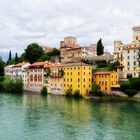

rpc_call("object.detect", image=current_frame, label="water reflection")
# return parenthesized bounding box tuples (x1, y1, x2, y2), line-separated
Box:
(0, 93, 139, 140)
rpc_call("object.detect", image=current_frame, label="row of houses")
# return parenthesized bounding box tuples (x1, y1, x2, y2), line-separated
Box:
(4, 62, 119, 96)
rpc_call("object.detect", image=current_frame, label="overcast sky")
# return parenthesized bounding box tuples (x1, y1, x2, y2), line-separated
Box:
(0, 0, 140, 56)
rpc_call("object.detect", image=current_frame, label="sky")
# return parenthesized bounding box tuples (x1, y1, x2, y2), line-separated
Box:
(0, 0, 140, 59)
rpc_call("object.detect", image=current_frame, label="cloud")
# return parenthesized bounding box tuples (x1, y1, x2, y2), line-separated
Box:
(0, 0, 140, 56)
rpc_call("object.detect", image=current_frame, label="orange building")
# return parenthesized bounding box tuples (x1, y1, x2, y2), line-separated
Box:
(93, 71, 120, 94)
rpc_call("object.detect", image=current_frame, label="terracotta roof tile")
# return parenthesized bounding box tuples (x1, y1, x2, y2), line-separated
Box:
(94, 71, 113, 75)
(13, 62, 28, 67)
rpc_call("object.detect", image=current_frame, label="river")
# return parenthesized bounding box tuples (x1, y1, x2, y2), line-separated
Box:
(0, 92, 139, 140)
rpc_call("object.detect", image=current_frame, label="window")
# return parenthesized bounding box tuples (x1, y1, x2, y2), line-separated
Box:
(134, 50, 135, 53)
(84, 67, 85, 69)
(71, 72, 72, 75)
(78, 72, 80, 75)
(78, 85, 80, 88)
(67, 79, 69, 82)
(89, 85, 90, 87)
(89, 79, 91, 82)
(67, 72, 69, 75)
(83, 85, 85, 88)
(127, 56, 129, 59)
(78, 67, 80, 70)
(127, 62, 130, 66)
(71, 78, 72, 82)
(84, 72, 85, 75)
(134, 61, 136, 65)
(89, 72, 90, 75)
(128, 50, 129, 53)
(127, 67, 130, 71)
(78, 78, 80, 82)
(102, 81, 104, 85)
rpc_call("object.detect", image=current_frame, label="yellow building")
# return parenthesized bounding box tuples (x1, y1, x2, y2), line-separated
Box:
(50, 63, 92, 96)
(93, 71, 120, 94)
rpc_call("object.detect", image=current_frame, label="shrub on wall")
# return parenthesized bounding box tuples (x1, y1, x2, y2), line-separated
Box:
(41, 86, 48, 96)
(73, 90, 82, 98)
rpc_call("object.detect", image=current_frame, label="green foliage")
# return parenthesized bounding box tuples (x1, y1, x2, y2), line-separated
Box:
(125, 89, 138, 97)
(73, 90, 82, 98)
(96, 60, 108, 68)
(65, 88, 72, 97)
(7, 59, 15, 65)
(120, 78, 140, 97)
(59, 69, 65, 77)
(129, 78, 140, 91)
(0, 60, 5, 76)
(41, 86, 48, 95)
(44, 68, 51, 77)
(47, 48, 60, 56)
(97, 38, 104, 56)
(15, 52, 18, 64)
(120, 82, 130, 92)
(38, 53, 51, 61)
(91, 83, 103, 96)
(8, 50, 12, 61)
(108, 61, 120, 71)
(24, 43, 44, 64)
(1, 77, 23, 93)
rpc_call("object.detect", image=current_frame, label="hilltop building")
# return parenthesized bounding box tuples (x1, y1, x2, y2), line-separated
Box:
(60, 36, 97, 63)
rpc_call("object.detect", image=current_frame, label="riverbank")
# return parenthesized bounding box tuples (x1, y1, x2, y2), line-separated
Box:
(84, 95, 140, 103)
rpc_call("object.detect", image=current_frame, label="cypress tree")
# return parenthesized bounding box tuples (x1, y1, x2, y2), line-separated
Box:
(97, 39, 104, 56)
(15, 52, 18, 63)
(8, 50, 12, 61)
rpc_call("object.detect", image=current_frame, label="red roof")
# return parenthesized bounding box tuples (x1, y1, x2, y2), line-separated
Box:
(94, 71, 113, 75)
(13, 62, 28, 67)
(30, 62, 47, 67)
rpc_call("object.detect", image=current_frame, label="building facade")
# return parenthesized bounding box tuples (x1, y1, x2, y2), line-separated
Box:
(93, 71, 119, 94)
(28, 62, 53, 92)
(114, 26, 140, 79)
(60, 36, 97, 63)
(4, 65, 14, 78)
(49, 63, 92, 96)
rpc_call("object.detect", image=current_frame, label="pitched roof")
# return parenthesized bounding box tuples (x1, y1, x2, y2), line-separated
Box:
(30, 62, 47, 67)
(13, 62, 29, 68)
(94, 71, 113, 75)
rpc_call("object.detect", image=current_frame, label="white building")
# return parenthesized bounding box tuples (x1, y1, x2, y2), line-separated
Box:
(12, 62, 30, 79)
(81, 44, 97, 58)
(114, 26, 140, 80)
(123, 44, 140, 78)
(4, 65, 14, 78)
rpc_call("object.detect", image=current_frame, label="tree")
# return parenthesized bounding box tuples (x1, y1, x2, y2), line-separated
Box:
(15, 52, 18, 64)
(0, 59, 5, 76)
(97, 39, 104, 56)
(38, 53, 51, 61)
(47, 48, 60, 56)
(91, 83, 103, 96)
(24, 43, 44, 64)
(8, 50, 12, 61)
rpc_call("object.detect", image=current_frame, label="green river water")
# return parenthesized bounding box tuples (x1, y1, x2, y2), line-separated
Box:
(0, 92, 139, 140)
